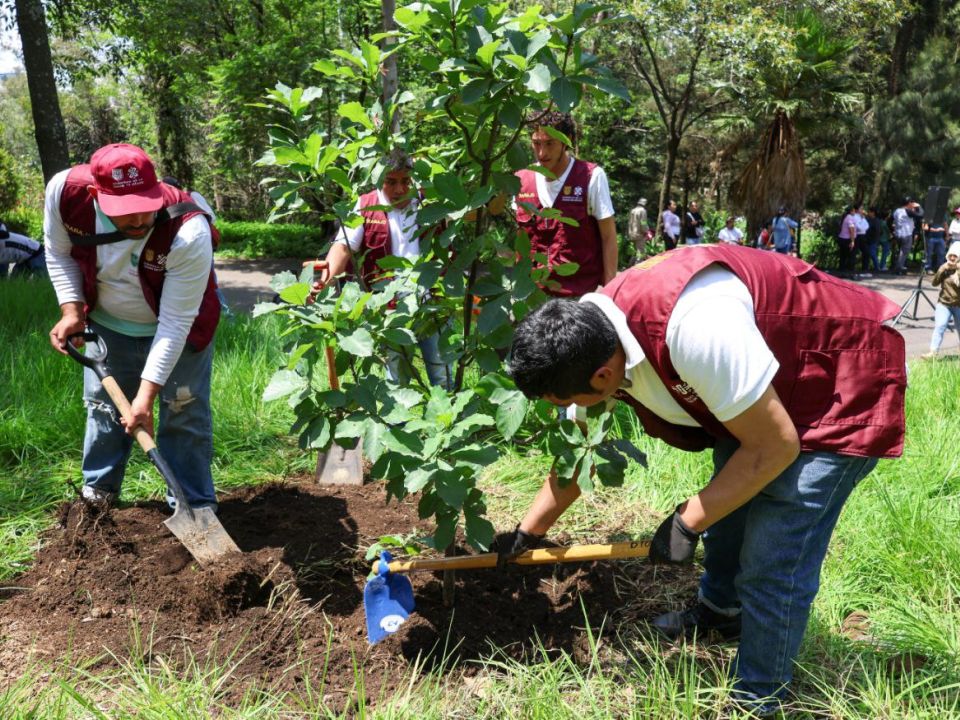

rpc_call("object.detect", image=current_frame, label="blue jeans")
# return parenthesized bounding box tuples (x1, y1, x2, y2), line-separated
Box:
(699, 439, 877, 712)
(926, 236, 946, 271)
(931, 303, 960, 352)
(386, 331, 452, 390)
(82, 321, 217, 508)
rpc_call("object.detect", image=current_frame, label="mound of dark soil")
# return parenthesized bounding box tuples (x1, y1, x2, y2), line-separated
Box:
(0, 479, 695, 709)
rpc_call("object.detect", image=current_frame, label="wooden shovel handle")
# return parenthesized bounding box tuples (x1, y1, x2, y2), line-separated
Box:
(100, 376, 156, 454)
(372, 540, 651, 574)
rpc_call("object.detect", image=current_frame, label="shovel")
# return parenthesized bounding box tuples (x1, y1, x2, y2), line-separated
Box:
(65, 331, 241, 565)
(364, 540, 652, 644)
(305, 259, 365, 486)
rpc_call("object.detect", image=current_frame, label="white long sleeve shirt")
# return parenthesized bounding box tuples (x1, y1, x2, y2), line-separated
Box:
(44, 170, 213, 385)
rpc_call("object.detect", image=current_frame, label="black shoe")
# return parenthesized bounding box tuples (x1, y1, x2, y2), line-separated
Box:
(651, 601, 742, 642)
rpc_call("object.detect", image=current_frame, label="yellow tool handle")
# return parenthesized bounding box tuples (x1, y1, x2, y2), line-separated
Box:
(100, 375, 156, 453)
(372, 540, 651, 574)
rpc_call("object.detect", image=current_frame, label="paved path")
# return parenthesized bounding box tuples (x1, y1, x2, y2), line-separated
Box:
(215, 257, 955, 360)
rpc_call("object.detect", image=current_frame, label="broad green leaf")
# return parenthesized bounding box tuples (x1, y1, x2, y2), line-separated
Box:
(502, 54, 527, 71)
(435, 472, 469, 510)
(338, 102, 374, 129)
(381, 427, 424, 457)
(433, 172, 469, 207)
(393, 6, 429, 30)
(381, 328, 418, 346)
(313, 59, 356, 78)
(360, 39, 381, 76)
(450, 446, 499, 469)
(550, 77, 581, 112)
(506, 142, 530, 171)
(432, 513, 457, 551)
(286, 342, 314, 370)
(525, 29, 551, 59)
(498, 101, 522, 130)
(404, 467, 434, 493)
(577, 73, 631, 102)
(461, 78, 491, 105)
(491, 388, 528, 440)
(277, 282, 311, 305)
(611, 439, 648, 468)
(575, 450, 594, 492)
(303, 416, 331, 449)
(553, 261, 581, 277)
(363, 420, 389, 463)
(338, 328, 374, 356)
(425, 386, 454, 427)
(525, 64, 552, 93)
(464, 511, 495, 551)
(263, 369, 306, 402)
(476, 40, 501, 68)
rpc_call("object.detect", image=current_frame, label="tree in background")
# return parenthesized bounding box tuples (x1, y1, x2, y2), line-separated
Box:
(11, 0, 69, 182)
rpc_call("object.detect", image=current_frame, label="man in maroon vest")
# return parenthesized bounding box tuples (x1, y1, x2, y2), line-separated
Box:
(500, 245, 906, 716)
(514, 111, 618, 297)
(45, 143, 221, 510)
(312, 150, 450, 389)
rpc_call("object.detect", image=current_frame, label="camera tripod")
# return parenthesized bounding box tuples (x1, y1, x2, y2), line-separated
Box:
(892, 234, 937, 326)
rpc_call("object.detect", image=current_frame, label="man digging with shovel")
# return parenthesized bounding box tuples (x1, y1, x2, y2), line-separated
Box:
(45, 143, 222, 513)
(500, 245, 906, 717)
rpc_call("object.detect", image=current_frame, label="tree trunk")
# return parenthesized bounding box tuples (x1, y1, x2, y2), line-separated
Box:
(381, 0, 399, 132)
(14, 0, 70, 182)
(149, 70, 194, 187)
(655, 135, 679, 237)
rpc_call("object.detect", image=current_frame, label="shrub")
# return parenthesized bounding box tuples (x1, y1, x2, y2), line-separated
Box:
(3, 205, 42, 239)
(216, 221, 328, 259)
(0, 147, 21, 215)
(801, 227, 838, 269)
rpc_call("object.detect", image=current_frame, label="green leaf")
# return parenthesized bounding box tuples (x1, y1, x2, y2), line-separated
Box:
(498, 101, 522, 130)
(525, 29, 551, 59)
(576, 73, 631, 102)
(394, 6, 429, 30)
(476, 40, 501, 68)
(381, 328, 418, 346)
(363, 420, 389, 464)
(404, 467, 434, 493)
(525, 64, 552, 93)
(575, 450, 594, 492)
(450, 445, 499, 469)
(461, 78, 491, 105)
(360, 39, 381, 76)
(338, 102, 374, 129)
(263, 370, 306, 402)
(506, 142, 530, 171)
(491, 388, 528, 440)
(432, 513, 457, 551)
(433, 172, 469, 207)
(277, 282, 311, 305)
(465, 511, 494, 551)
(435, 472, 469, 510)
(303, 416, 331, 449)
(553, 261, 581, 276)
(611, 439, 648, 468)
(550, 77, 582, 112)
(338, 328, 374, 356)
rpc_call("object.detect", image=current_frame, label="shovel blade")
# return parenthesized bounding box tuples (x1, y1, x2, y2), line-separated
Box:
(164, 506, 241, 565)
(316, 443, 364, 485)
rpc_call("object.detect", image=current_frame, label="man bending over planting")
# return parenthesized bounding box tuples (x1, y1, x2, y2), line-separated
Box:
(45, 144, 220, 510)
(499, 244, 906, 716)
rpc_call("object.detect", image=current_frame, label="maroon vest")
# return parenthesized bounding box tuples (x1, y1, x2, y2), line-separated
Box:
(601, 245, 906, 458)
(515, 160, 603, 297)
(60, 165, 220, 351)
(357, 190, 392, 285)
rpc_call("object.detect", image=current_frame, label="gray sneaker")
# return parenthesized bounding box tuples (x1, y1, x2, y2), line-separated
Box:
(81, 485, 116, 506)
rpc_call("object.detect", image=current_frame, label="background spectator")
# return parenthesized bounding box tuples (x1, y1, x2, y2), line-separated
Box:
(923, 241, 960, 359)
(684, 201, 704, 245)
(661, 200, 680, 250)
(717, 217, 743, 245)
(771, 206, 798, 255)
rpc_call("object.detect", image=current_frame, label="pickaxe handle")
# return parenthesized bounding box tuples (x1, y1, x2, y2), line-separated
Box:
(372, 540, 651, 574)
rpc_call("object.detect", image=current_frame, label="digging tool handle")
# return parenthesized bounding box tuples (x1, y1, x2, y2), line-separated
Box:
(325, 345, 339, 391)
(373, 540, 652, 574)
(97, 376, 192, 512)
(64, 333, 191, 512)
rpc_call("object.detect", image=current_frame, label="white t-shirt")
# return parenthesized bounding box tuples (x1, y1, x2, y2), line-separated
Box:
(717, 227, 743, 245)
(44, 170, 213, 386)
(948, 218, 960, 240)
(514, 157, 615, 221)
(337, 190, 421, 260)
(662, 209, 680, 239)
(892, 207, 914, 238)
(574, 265, 779, 426)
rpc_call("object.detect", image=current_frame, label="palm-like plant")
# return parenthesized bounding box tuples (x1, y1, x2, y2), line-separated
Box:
(732, 8, 859, 233)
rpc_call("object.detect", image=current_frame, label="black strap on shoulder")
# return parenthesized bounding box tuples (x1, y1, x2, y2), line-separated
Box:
(68, 202, 207, 247)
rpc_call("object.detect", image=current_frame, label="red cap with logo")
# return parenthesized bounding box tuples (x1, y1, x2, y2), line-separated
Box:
(89, 143, 164, 216)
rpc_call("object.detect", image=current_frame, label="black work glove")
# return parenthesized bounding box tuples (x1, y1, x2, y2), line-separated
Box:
(491, 524, 544, 570)
(649, 505, 701, 565)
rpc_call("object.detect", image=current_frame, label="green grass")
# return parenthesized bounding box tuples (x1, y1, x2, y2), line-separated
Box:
(2, 275, 960, 718)
(216, 221, 328, 259)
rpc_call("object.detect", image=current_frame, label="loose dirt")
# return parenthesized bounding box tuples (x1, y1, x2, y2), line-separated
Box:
(0, 478, 695, 710)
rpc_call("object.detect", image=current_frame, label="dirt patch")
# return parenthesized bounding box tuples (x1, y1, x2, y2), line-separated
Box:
(0, 478, 695, 710)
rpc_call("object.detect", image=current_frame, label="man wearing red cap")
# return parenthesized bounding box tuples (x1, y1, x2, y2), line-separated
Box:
(45, 143, 221, 510)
